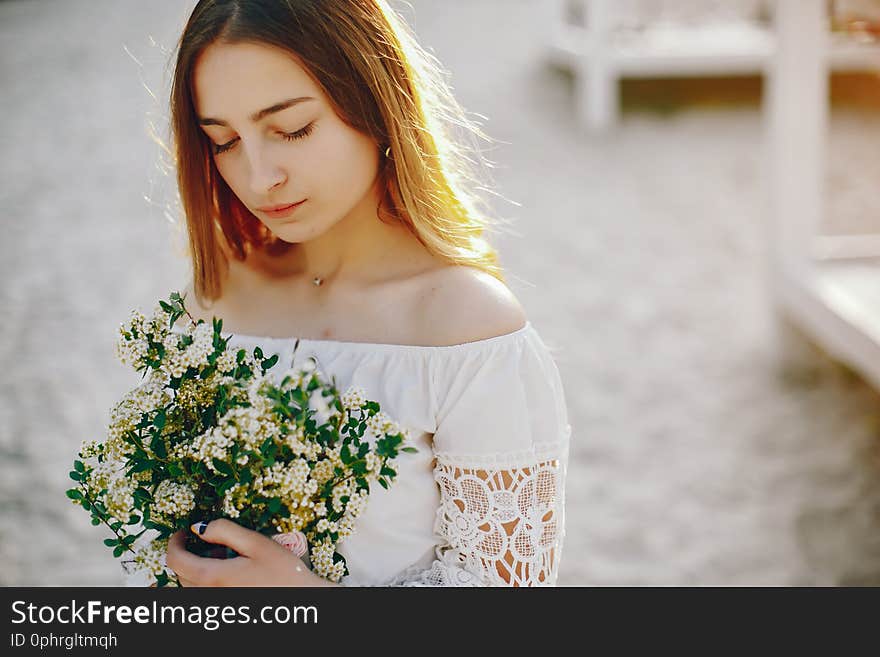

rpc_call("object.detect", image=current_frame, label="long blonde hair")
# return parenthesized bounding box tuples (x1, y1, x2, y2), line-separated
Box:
(170, 0, 509, 305)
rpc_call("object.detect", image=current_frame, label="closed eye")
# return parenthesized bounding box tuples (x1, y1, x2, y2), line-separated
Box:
(211, 122, 316, 156)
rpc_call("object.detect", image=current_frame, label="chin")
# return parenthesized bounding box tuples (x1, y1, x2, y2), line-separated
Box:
(271, 221, 326, 244)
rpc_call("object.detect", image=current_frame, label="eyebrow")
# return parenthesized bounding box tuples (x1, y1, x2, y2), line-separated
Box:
(198, 96, 316, 127)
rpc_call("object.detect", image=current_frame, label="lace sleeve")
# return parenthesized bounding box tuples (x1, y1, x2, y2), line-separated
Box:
(384, 437, 569, 587)
(383, 323, 571, 587)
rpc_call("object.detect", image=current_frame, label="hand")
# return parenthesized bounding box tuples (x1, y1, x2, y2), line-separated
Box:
(165, 518, 339, 587)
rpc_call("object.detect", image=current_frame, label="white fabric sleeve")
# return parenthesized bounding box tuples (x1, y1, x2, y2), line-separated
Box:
(386, 326, 572, 587)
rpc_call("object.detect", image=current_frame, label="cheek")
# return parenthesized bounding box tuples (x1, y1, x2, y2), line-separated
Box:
(317, 129, 379, 192)
(213, 157, 241, 191)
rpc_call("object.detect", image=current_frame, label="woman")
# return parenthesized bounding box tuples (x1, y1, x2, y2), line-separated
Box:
(156, 0, 571, 587)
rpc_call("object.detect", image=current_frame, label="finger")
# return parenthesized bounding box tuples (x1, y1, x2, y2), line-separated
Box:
(190, 518, 269, 559)
(165, 529, 215, 584)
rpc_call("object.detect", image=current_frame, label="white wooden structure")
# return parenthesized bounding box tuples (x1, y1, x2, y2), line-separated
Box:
(547, 0, 880, 132)
(546, 0, 880, 389)
(768, 0, 880, 390)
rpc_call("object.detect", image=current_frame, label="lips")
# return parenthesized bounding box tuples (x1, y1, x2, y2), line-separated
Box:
(257, 201, 304, 212)
(256, 200, 307, 220)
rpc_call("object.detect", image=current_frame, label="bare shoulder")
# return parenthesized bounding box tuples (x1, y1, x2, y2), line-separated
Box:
(414, 265, 528, 347)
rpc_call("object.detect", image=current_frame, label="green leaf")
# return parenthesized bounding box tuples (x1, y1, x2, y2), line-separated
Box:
(150, 434, 167, 460)
(217, 479, 236, 497)
(212, 458, 235, 477)
(127, 514, 140, 525)
(154, 409, 166, 430)
(267, 497, 282, 514)
(378, 478, 389, 490)
(65, 489, 83, 501)
(253, 346, 263, 360)
(380, 465, 397, 478)
(236, 349, 246, 364)
(143, 520, 174, 533)
(259, 437, 276, 458)
(104, 538, 119, 547)
(69, 471, 81, 482)
(113, 545, 125, 558)
(401, 447, 418, 454)
(133, 487, 153, 503)
(91, 517, 101, 526)
(74, 460, 85, 473)
(130, 460, 154, 474)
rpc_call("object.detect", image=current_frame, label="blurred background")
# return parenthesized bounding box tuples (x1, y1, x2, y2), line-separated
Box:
(2, 0, 880, 586)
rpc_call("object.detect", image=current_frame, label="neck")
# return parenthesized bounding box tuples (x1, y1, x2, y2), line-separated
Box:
(296, 188, 379, 284)
(252, 182, 409, 289)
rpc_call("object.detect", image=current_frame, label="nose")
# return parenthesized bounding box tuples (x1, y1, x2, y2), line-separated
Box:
(244, 142, 287, 195)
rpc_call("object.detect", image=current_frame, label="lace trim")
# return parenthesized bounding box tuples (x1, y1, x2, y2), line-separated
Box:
(386, 455, 566, 587)
(384, 549, 491, 587)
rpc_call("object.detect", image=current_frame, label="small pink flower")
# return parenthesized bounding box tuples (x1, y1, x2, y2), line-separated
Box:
(271, 531, 308, 557)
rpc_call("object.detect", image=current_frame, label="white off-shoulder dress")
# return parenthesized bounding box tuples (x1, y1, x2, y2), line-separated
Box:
(125, 320, 572, 587)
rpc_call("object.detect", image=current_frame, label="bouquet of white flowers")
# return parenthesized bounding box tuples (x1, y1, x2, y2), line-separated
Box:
(66, 291, 415, 587)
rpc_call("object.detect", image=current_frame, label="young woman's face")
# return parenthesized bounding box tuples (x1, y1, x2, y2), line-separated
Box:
(193, 41, 382, 242)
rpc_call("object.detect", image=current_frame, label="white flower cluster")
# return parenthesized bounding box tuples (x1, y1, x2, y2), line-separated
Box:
(254, 460, 318, 501)
(129, 536, 171, 582)
(246, 374, 273, 408)
(79, 439, 103, 459)
(115, 309, 149, 368)
(309, 459, 336, 486)
(339, 385, 367, 411)
(310, 537, 346, 582)
(73, 295, 415, 587)
(184, 425, 232, 472)
(84, 459, 117, 493)
(105, 476, 137, 526)
(107, 379, 172, 461)
(115, 306, 176, 370)
(330, 478, 355, 513)
(363, 452, 380, 474)
(174, 400, 282, 472)
(222, 483, 245, 519)
(366, 410, 402, 438)
(151, 480, 196, 521)
(215, 350, 237, 374)
(281, 422, 321, 459)
(160, 321, 214, 378)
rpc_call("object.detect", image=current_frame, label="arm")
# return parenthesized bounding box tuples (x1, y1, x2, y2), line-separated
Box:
(387, 446, 567, 587)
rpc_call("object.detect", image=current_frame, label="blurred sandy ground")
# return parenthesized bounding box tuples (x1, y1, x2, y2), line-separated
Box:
(2, 0, 880, 586)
